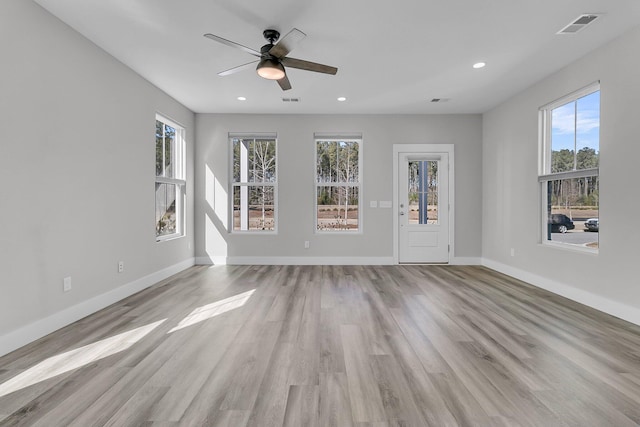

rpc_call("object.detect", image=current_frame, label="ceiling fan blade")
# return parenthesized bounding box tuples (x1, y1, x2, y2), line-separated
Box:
(218, 60, 259, 76)
(269, 28, 306, 59)
(204, 33, 261, 57)
(277, 75, 292, 91)
(281, 57, 338, 75)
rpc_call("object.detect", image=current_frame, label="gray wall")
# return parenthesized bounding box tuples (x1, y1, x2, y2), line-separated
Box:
(483, 25, 640, 314)
(0, 1, 195, 339)
(195, 114, 482, 262)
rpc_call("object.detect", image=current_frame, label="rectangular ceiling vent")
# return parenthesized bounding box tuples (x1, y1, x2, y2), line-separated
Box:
(557, 14, 600, 34)
(282, 97, 300, 102)
(431, 98, 450, 103)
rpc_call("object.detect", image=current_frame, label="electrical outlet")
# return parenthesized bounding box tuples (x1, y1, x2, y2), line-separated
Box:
(304, 241, 310, 249)
(63, 276, 72, 292)
(118, 261, 124, 273)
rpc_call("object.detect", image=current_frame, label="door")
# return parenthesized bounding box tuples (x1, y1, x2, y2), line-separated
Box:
(398, 153, 449, 263)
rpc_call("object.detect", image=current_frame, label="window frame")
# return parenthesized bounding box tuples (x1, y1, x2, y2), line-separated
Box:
(314, 134, 363, 233)
(229, 133, 278, 233)
(538, 82, 600, 252)
(155, 114, 186, 242)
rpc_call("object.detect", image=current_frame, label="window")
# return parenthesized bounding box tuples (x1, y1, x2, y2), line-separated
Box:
(539, 83, 599, 250)
(231, 134, 277, 232)
(315, 135, 362, 232)
(155, 115, 185, 240)
(408, 160, 439, 224)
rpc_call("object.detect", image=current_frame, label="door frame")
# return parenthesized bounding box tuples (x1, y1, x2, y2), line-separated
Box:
(393, 144, 455, 264)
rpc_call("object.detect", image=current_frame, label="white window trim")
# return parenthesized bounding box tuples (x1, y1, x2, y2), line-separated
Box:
(156, 113, 186, 242)
(538, 167, 599, 183)
(539, 81, 600, 175)
(229, 134, 278, 234)
(538, 82, 599, 252)
(314, 135, 363, 234)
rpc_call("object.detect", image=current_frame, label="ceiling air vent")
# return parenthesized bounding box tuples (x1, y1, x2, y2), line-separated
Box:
(282, 97, 300, 102)
(431, 98, 450, 103)
(557, 14, 600, 34)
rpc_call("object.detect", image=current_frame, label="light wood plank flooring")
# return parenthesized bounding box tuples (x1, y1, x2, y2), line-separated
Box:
(2, 265, 640, 426)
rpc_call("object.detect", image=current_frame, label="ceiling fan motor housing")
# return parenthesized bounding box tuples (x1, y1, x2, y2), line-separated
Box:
(260, 44, 276, 58)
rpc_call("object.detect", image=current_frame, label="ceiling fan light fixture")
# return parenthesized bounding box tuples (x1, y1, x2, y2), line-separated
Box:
(257, 58, 285, 80)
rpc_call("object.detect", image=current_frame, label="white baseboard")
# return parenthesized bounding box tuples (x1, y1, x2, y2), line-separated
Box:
(196, 256, 396, 266)
(196, 256, 227, 265)
(450, 257, 482, 265)
(0, 258, 195, 358)
(196, 256, 483, 266)
(231, 256, 396, 265)
(482, 258, 640, 327)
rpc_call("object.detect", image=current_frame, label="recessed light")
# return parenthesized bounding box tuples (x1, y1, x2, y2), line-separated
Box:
(237, 96, 247, 101)
(337, 97, 347, 102)
(473, 62, 486, 69)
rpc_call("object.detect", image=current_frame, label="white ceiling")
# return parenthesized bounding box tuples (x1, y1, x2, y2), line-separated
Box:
(33, 0, 640, 114)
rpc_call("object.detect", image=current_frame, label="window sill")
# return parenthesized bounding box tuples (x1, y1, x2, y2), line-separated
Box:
(230, 231, 278, 235)
(315, 230, 363, 235)
(156, 233, 184, 243)
(539, 240, 598, 255)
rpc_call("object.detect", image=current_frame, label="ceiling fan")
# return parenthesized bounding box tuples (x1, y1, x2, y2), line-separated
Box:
(204, 28, 338, 91)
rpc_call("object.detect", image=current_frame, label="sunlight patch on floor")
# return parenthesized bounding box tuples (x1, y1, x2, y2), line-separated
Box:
(0, 319, 166, 398)
(168, 289, 255, 333)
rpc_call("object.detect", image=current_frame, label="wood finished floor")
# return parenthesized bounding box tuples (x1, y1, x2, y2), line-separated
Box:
(2, 265, 640, 426)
